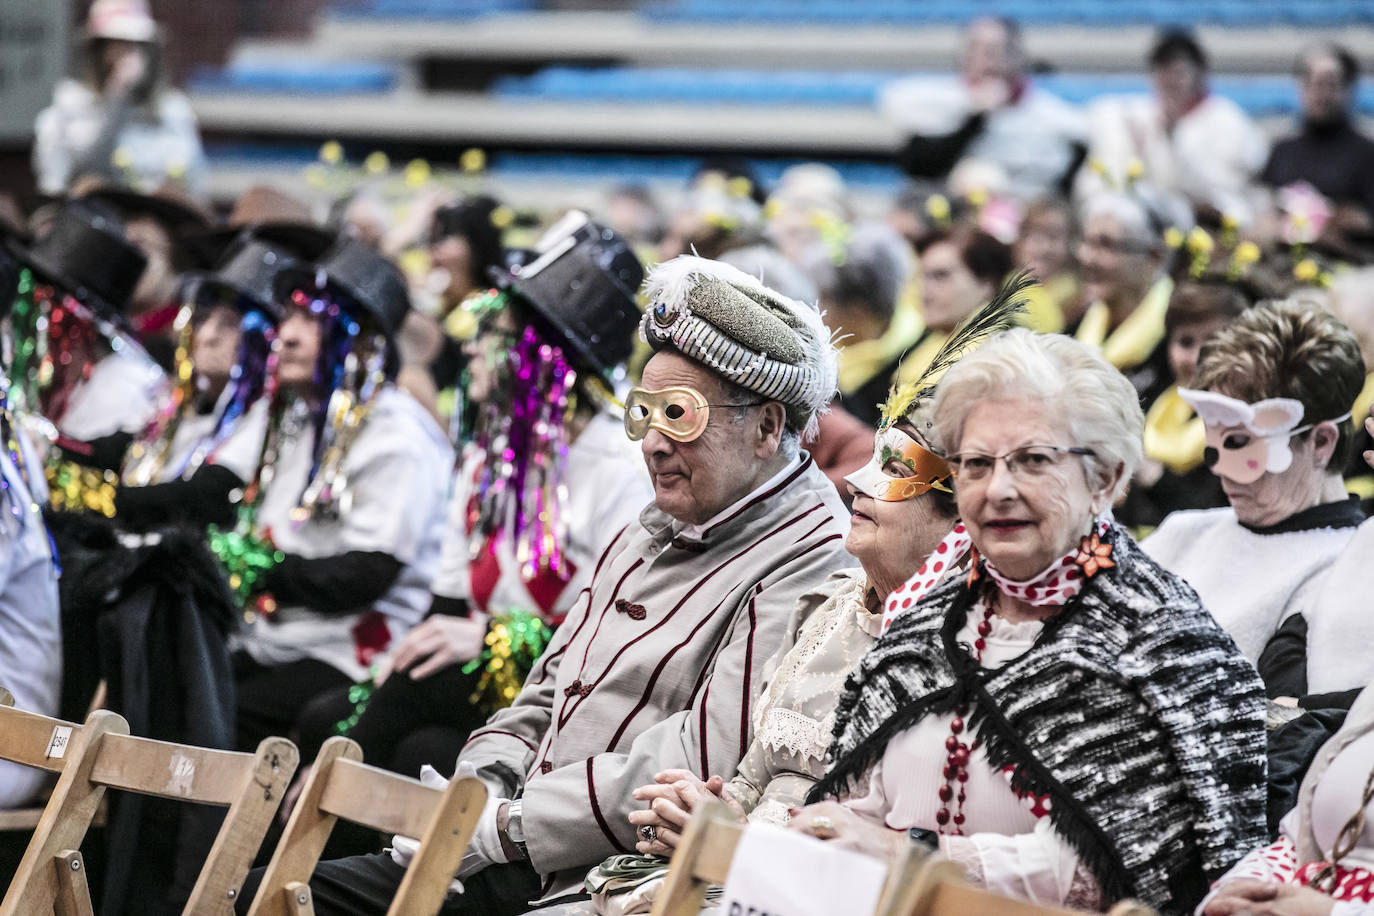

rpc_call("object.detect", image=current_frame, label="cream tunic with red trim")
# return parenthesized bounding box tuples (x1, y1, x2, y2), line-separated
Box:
(456, 454, 852, 901)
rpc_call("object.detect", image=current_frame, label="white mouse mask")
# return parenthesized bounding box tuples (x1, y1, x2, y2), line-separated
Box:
(1178, 388, 1348, 484)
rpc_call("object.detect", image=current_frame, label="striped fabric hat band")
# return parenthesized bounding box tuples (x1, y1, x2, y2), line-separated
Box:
(643, 311, 820, 409)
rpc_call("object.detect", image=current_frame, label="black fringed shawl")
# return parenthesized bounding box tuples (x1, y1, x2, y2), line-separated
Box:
(808, 524, 1268, 915)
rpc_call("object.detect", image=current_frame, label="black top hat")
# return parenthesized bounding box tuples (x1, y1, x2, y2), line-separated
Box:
(275, 236, 410, 338)
(182, 233, 308, 324)
(14, 201, 147, 319)
(80, 186, 211, 235)
(501, 213, 643, 377)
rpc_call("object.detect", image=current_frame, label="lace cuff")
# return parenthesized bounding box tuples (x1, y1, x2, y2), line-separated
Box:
(941, 835, 985, 886)
(1063, 860, 1104, 911)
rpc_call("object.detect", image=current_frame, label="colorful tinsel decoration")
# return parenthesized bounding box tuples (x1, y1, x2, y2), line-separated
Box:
(469, 322, 577, 581)
(0, 378, 54, 560)
(208, 497, 285, 618)
(6, 267, 148, 513)
(121, 304, 196, 486)
(208, 348, 288, 622)
(460, 609, 554, 714)
(45, 459, 119, 517)
(123, 289, 276, 487)
(7, 272, 110, 430)
(331, 674, 377, 736)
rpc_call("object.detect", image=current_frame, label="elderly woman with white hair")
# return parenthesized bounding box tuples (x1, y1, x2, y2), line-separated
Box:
(790, 329, 1267, 915)
(1073, 190, 1179, 403)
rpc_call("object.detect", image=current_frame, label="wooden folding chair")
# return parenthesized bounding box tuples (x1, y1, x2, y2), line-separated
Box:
(0, 690, 128, 915)
(0, 683, 107, 835)
(883, 853, 1158, 916)
(648, 800, 932, 916)
(245, 736, 488, 916)
(648, 800, 745, 916)
(0, 690, 298, 916)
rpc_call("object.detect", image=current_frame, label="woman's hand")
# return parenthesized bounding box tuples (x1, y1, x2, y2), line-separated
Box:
(388, 613, 489, 682)
(1201, 879, 1335, 916)
(627, 770, 742, 856)
(786, 801, 909, 862)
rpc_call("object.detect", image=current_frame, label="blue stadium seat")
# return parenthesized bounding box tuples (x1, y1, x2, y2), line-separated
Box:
(191, 60, 400, 95)
(492, 65, 1374, 118)
(331, 0, 535, 19)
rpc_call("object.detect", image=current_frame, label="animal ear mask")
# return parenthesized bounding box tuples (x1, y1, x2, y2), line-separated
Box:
(1178, 388, 1347, 484)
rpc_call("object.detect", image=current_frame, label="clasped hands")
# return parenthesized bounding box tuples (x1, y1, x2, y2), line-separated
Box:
(627, 772, 907, 863)
(1200, 880, 1336, 916)
(627, 769, 746, 856)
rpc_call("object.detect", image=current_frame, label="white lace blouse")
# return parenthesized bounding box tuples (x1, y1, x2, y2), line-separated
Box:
(727, 569, 883, 826)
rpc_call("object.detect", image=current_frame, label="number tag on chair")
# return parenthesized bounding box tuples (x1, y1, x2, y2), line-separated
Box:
(46, 726, 73, 759)
(718, 822, 886, 916)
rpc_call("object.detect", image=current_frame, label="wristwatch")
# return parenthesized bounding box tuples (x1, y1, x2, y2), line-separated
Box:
(505, 799, 529, 860)
(908, 827, 939, 850)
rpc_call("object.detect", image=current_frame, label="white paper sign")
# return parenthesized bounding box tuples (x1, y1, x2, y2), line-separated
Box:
(718, 822, 887, 916)
(46, 725, 72, 760)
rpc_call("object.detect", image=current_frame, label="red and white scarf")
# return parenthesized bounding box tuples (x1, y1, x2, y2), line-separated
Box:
(881, 516, 1112, 634)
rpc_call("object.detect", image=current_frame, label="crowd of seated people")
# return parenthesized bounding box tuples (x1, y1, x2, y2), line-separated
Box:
(6, 4, 1374, 915)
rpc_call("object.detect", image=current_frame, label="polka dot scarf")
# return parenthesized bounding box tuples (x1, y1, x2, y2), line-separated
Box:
(880, 516, 1112, 635)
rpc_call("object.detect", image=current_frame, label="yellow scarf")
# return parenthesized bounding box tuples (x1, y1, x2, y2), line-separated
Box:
(838, 277, 926, 394)
(1346, 372, 1374, 500)
(1075, 276, 1174, 370)
(1143, 385, 1207, 475)
(893, 330, 950, 386)
(1019, 272, 1077, 335)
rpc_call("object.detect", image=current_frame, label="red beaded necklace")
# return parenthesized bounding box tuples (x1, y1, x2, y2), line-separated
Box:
(935, 600, 995, 834)
(934, 526, 1114, 835)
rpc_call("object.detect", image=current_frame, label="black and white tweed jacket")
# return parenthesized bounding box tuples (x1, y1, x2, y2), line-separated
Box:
(809, 524, 1268, 915)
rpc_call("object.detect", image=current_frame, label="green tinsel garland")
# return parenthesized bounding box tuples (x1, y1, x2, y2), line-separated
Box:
(329, 609, 555, 737)
(461, 609, 553, 714)
(208, 500, 284, 618)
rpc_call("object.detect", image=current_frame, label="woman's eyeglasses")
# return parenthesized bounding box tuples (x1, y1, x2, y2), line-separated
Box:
(947, 445, 1096, 481)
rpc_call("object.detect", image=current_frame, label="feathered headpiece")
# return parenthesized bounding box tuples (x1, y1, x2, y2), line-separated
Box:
(879, 271, 1034, 434)
(641, 254, 839, 441)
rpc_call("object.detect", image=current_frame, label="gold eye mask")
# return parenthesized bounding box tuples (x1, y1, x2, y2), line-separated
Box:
(624, 386, 712, 443)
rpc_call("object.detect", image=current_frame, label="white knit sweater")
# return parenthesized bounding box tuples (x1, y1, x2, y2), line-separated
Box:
(1305, 518, 1374, 695)
(1143, 507, 1357, 664)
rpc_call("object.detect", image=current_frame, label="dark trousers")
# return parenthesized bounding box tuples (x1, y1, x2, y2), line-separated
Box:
(235, 854, 543, 916)
(232, 653, 352, 752)
(296, 662, 487, 777)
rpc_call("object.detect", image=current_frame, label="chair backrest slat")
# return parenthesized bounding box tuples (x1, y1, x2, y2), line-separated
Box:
(0, 709, 129, 916)
(89, 733, 255, 805)
(0, 705, 83, 773)
(183, 737, 299, 911)
(648, 801, 745, 916)
(316, 758, 438, 838)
